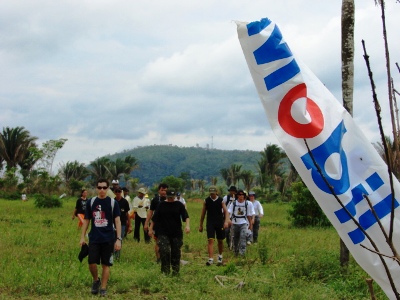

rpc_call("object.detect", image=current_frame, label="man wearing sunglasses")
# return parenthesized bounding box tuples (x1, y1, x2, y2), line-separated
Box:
(227, 189, 255, 257)
(79, 179, 122, 297)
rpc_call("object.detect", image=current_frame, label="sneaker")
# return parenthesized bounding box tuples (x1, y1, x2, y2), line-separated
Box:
(206, 258, 214, 266)
(217, 255, 223, 266)
(100, 288, 107, 297)
(247, 241, 251, 245)
(91, 278, 101, 295)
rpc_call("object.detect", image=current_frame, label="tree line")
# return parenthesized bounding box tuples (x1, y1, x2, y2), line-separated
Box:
(0, 126, 303, 202)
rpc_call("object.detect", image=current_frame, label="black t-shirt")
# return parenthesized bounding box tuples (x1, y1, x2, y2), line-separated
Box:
(115, 197, 130, 225)
(152, 201, 188, 238)
(150, 195, 165, 211)
(85, 196, 121, 243)
(204, 196, 224, 224)
(75, 198, 87, 215)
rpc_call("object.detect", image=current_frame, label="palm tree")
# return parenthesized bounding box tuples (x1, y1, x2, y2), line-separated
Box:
(197, 179, 206, 194)
(191, 179, 197, 191)
(18, 145, 40, 180)
(210, 176, 218, 186)
(108, 155, 139, 182)
(240, 170, 255, 193)
(257, 144, 286, 194)
(228, 164, 242, 187)
(281, 162, 299, 200)
(0, 126, 38, 170)
(89, 157, 113, 182)
(220, 168, 231, 187)
(59, 160, 90, 184)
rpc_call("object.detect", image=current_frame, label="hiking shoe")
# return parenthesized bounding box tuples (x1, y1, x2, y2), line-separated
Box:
(91, 278, 101, 295)
(247, 241, 251, 245)
(217, 255, 223, 266)
(100, 288, 107, 297)
(206, 258, 213, 266)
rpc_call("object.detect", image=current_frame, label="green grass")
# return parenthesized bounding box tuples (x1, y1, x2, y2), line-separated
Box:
(0, 198, 385, 299)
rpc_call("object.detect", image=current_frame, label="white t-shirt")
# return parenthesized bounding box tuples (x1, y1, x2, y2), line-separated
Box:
(252, 200, 264, 216)
(227, 200, 255, 225)
(132, 196, 150, 219)
(223, 194, 236, 210)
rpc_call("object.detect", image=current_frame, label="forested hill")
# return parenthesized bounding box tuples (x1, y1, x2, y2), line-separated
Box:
(108, 145, 261, 186)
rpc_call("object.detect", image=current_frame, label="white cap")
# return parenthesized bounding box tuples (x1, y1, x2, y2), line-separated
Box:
(111, 179, 119, 184)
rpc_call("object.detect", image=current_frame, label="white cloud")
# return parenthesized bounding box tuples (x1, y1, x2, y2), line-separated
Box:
(0, 0, 399, 172)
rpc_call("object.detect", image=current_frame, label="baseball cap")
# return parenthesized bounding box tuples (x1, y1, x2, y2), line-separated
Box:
(166, 190, 175, 197)
(228, 186, 237, 192)
(111, 179, 119, 184)
(209, 186, 218, 193)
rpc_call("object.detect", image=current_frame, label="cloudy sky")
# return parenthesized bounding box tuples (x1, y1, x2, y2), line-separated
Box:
(1, 0, 399, 172)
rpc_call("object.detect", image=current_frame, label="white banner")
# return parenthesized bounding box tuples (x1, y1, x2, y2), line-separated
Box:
(236, 18, 400, 299)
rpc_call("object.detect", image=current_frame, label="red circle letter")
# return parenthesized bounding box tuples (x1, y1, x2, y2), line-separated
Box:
(278, 83, 324, 138)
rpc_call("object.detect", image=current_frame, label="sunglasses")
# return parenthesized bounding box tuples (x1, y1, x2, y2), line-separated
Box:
(97, 186, 108, 190)
(237, 193, 245, 196)
(115, 190, 122, 193)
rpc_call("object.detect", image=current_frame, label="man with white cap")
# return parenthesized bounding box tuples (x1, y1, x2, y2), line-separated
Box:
(132, 187, 151, 243)
(107, 179, 124, 198)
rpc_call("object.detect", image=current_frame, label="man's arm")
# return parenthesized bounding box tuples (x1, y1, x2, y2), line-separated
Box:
(114, 216, 122, 250)
(221, 202, 230, 228)
(144, 209, 153, 231)
(198, 202, 206, 232)
(184, 218, 190, 234)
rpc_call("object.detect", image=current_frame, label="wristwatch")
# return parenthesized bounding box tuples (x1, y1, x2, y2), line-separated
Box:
(117, 237, 122, 241)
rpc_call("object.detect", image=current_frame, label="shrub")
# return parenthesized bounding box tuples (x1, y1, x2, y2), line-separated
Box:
(0, 190, 22, 200)
(288, 182, 331, 227)
(34, 194, 63, 208)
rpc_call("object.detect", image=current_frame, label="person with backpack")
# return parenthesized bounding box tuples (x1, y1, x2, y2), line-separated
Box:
(222, 186, 237, 248)
(79, 179, 122, 297)
(199, 186, 230, 266)
(227, 189, 255, 257)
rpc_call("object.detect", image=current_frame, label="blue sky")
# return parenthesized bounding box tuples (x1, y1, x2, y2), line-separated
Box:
(0, 0, 399, 172)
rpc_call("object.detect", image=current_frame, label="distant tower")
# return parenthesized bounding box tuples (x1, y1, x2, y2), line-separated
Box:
(211, 136, 213, 150)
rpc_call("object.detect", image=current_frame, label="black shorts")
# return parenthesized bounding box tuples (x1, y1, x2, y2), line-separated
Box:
(206, 222, 225, 240)
(88, 242, 114, 266)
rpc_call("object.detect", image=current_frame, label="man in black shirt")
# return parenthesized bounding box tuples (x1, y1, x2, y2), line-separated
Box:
(114, 187, 132, 260)
(151, 190, 190, 275)
(199, 186, 230, 266)
(144, 183, 168, 262)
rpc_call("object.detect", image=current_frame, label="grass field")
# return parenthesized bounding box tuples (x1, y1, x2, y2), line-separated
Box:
(0, 197, 386, 299)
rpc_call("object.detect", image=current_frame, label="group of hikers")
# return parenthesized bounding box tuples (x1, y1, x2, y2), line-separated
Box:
(74, 179, 264, 296)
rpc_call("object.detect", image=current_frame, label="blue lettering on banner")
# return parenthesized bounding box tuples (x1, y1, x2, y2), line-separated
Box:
(248, 18, 300, 91)
(300, 121, 399, 244)
(301, 121, 350, 195)
(246, 18, 399, 245)
(334, 173, 384, 224)
(347, 193, 399, 244)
